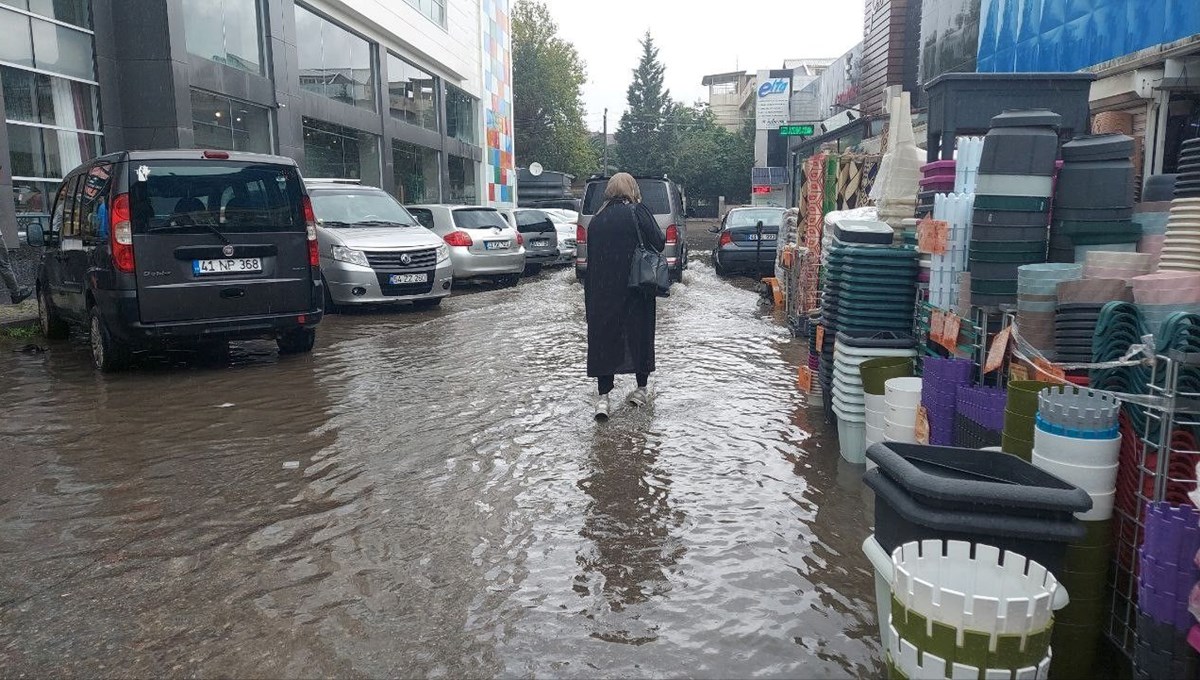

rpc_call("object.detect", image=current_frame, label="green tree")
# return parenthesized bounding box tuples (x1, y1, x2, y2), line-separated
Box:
(615, 32, 672, 175)
(662, 103, 753, 204)
(511, 0, 597, 179)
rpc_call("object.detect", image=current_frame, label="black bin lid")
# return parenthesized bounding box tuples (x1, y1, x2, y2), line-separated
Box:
(990, 109, 1064, 129)
(1062, 134, 1136, 161)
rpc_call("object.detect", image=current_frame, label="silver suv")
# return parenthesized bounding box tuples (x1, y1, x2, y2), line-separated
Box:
(575, 175, 688, 283)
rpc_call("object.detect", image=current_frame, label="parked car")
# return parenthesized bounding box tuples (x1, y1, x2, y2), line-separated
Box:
(575, 175, 688, 283)
(499, 207, 558, 275)
(306, 180, 452, 311)
(711, 207, 784, 276)
(27, 149, 323, 371)
(406, 204, 525, 285)
(544, 209, 579, 265)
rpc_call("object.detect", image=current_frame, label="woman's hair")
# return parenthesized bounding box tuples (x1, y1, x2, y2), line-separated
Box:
(603, 172, 641, 204)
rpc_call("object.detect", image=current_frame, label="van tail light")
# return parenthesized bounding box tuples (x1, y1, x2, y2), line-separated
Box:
(302, 196, 320, 267)
(576, 224, 587, 244)
(719, 230, 733, 247)
(110, 192, 134, 274)
(444, 231, 474, 247)
(666, 224, 679, 245)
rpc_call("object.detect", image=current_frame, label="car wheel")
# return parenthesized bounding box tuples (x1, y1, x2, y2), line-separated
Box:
(714, 257, 728, 277)
(322, 276, 340, 314)
(670, 266, 683, 283)
(196, 340, 230, 367)
(414, 297, 443, 309)
(89, 306, 130, 372)
(277, 327, 316, 355)
(524, 263, 544, 276)
(38, 286, 68, 339)
(501, 274, 521, 287)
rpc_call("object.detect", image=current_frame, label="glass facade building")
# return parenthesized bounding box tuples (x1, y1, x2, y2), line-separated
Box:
(0, 0, 498, 250)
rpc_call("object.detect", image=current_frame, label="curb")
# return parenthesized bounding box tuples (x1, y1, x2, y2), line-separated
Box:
(0, 314, 38, 332)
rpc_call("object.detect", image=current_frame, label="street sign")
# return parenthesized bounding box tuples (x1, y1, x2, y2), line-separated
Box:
(779, 125, 815, 137)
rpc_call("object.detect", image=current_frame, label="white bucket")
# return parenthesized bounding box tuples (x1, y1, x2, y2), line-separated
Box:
(862, 535, 894, 651)
(866, 420, 886, 445)
(1033, 427, 1121, 467)
(1031, 451, 1119, 494)
(886, 418, 918, 443)
(839, 419, 867, 464)
(1080, 489, 1117, 521)
(865, 393, 888, 414)
(885, 377, 923, 409)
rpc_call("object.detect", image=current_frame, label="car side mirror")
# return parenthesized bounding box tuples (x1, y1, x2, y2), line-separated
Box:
(25, 221, 46, 247)
(709, 225, 720, 234)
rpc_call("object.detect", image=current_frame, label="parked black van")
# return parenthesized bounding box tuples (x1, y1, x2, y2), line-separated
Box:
(27, 149, 324, 371)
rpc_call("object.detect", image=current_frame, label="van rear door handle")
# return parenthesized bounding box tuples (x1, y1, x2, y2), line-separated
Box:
(220, 287, 246, 299)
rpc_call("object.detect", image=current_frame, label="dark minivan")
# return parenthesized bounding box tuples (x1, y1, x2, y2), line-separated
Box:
(27, 149, 324, 371)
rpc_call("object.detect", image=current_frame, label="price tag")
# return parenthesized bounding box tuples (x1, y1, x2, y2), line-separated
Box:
(942, 313, 962, 350)
(984, 326, 1012, 374)
(915, 406, 930, 445)
(1009, 362, 1030, 382)
(798, 366, 814, 393)
(918, 218, 949, 255)
(1034, 357, 1068, 383)
(815, 324, 826, 349)
(930, 309, 946, 345)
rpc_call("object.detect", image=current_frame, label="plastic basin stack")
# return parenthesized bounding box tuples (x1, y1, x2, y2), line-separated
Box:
(1090, 303, 1152, 431)
(1031, 386, 1122, 675)
(819, 221, 915, 419)
(921, 358, 974, 446)
(1135, 503, 1200, 680)
(918, 160, 955, 220)
(884, 377, 923, 447)
(953, 386, 1007, 449)
(1131, 271, 1200, 337)
(970, 110, 1061, 307)
(886, 540, 1061, 680)
(1055, 278, 1131, 365)
(862, 357, 916, 463)
(1017, 263, 1083, 360)
(929, 193, 974, 311)
(834, 333, 919, 465)
(1135, 175, 1176, 266)
(1003, 380, 1056, 461)
(1159, 138, 1200, 273)
(1050, 134, 1141, 263)
(863, 442, 1091, 579)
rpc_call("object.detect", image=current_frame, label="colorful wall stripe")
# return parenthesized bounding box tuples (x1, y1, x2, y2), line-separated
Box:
(482, 0, 515, 207)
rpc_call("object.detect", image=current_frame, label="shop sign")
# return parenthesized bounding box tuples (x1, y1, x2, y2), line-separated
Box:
(756, 71, 792, 130)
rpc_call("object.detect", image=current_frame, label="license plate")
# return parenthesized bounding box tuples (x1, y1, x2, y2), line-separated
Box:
(746, 233, 778, 241)
(531, 239, 550, 247)
(763, 233, 777, 240)
(389, 273, 428, 285)
(485, 240, 510, 251)
(193, 258, 262, 275)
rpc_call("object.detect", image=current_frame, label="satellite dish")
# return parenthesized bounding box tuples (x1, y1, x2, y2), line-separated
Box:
(529, 162, 544, 177)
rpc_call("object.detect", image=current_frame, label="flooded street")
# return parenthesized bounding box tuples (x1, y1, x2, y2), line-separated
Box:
(0, 241, 880, 678)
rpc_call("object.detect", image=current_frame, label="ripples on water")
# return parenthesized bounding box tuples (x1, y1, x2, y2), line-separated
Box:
(0, 263, 881, 678)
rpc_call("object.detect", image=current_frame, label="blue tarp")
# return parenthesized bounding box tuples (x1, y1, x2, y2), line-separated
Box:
(978, 0, 1200, 73)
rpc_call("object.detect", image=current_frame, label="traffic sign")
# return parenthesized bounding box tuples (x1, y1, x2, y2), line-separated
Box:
(779, 124, 815, 137)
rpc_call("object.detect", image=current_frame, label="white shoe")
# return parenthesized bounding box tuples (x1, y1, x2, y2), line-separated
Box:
(628, 387, 648, 407)
(594, 394, 611, 421)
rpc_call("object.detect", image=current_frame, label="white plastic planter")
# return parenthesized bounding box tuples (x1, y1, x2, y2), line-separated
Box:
(886, 377, 924, 409)
(888, 626, 1052, 680)
(1031, 452, 1119, 495)
(886, 418, 918, 443)
(1032, 427, 1120, 467)
(839, 419, 867, 464)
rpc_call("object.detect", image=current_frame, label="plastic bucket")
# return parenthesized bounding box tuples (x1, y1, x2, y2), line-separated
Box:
(1033, 427, 1121, 467)
(839, 419, 867, 465)
(886, 418, 918, 443)
(885, 377, 923, 409)
(1080, 490, 1116, 521)
(1031, 452, 1119, 494)
(861, 357, 914, 395)
(865, 393, 888, 414)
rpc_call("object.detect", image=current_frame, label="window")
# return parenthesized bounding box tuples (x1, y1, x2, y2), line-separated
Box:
(447, 155, 477, 205)
(0, 6, 95, 79)
(79, 162, 112, 240)
(7, 123, 100, 178)
(191, 89, 272, 154)
(128, 160, 305, 234)
(402, 0, 444, 26)
(392, 140, 439, 204)
(309, 189, 420, 226)
(3, 66, 99, 130)
(387, 53, 438, 131)
(302, 117, 380, 186)
(1, 0, 90, 28)
(59, 172, 81, 237)
(407, 207, 434, 230)
(182, 0, 263, 75)
(452, 208, 506, 229)
(446, 86, 478, 146)
(295, 5, 376, 111)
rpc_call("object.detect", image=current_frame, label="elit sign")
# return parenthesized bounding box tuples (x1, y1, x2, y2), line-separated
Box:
(755, 71, 791, 131)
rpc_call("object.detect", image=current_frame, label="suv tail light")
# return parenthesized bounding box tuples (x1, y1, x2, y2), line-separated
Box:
(110, 192, 134, 274)
(576, 224, 586, 244)
(666, 224, 679, 245)
(718, 230, 733, 247)
(302, 196, 320, 267)
(444, 231, 474, 247)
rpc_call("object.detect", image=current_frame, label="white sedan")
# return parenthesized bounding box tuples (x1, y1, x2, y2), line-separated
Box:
(543, 209, 579, 265)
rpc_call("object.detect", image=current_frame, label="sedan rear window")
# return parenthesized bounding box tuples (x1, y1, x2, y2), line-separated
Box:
(453, 208, 507, 229)
(129, 161, 304, 234)
(727, 209, 784, 228)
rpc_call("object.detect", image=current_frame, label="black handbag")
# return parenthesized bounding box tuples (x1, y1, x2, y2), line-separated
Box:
(626, 204, 671, 297)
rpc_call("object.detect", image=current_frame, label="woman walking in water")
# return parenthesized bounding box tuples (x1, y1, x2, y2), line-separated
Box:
(584, 173, 666, 421)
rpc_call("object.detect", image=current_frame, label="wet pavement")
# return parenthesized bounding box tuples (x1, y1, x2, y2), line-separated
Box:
(0, 234, 880, 678)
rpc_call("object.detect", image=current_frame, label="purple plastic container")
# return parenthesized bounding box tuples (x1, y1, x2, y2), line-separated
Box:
(1138, 503, 1200, 631)
(957, 386, 1008, 432)
(921, 358, 976, 445)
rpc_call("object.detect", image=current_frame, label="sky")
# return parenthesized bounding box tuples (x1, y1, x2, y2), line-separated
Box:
(536, 0, 866, 133)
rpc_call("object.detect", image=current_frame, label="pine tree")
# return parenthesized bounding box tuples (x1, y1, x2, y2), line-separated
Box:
(615, 33, 671, 176)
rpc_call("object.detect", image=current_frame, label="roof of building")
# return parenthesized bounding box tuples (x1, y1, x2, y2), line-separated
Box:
(701, 71, 752, 86)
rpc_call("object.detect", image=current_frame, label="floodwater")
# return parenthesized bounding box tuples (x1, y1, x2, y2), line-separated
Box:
(0, 247, 881, 678)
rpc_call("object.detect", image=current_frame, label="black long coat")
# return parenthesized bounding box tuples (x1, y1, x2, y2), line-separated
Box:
(585, 200, 666, 377)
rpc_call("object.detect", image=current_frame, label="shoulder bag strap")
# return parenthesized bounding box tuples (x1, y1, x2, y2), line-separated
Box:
(628, 203, 646, 248)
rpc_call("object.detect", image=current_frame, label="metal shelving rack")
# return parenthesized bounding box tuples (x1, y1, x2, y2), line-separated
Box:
(1108, 350, 1200, 657)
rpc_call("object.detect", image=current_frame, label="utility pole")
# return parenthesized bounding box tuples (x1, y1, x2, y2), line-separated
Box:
(602, 108, 609, 175)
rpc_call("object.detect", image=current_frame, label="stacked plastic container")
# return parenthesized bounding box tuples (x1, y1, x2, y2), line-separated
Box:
(970, 111, 1061, 307)
(1159, 138, 1200, 273)
(1055, 278, 1132, 364)
(921, 357, 974, 446)
(861, 356, 915, 465)
(886, 540, 1061, 679)
(918, 160, 955, 220)
(833, 332, 919, 465)
(928, 193, 974, 311)
(954, 137, 984, 195)
(1136, 503, 1200, 680)
(1031, 386, 1122, 674)
(1003, 380, 1056, 462)
(1135, 177, 1175, 266)
(1050, 135, 1141, 262)
(884, 377, 922, 446)
(954, 386, 1007, 449)
(1132, 271, 1200, 337)
(1017, 263, 1083, 359)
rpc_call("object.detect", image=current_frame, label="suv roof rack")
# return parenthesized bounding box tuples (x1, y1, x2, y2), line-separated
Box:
(305, 178, 363, 185)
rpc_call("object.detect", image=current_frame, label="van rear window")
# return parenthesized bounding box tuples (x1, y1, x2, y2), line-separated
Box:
(129, 161, 304, 234)
(582, 179, 671, 215)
